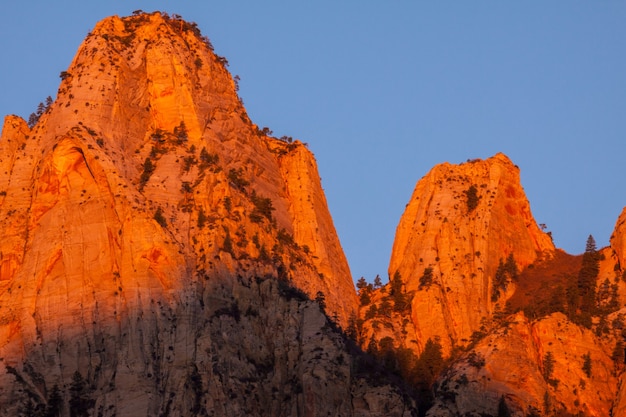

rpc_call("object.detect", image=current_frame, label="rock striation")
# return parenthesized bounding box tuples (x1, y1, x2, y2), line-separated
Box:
(0, 12, 414, 416)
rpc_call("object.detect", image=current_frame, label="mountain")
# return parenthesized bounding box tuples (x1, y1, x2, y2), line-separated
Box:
(388, 153, 555, 354)
(2, 10, 626, 417)
(357, 155, 626, 415)
(0, 12, 416, 416)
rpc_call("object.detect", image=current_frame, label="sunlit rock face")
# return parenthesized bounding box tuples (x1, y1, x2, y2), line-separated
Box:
(428, 312, 620, 417)
(611, 207, 626, 271)
(387, 153, 555, 355)
(0, 12, 415, 417)
(363, 152, 626, 416)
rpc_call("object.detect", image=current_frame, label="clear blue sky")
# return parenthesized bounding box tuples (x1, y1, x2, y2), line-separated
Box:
(1, 2, 625, 282)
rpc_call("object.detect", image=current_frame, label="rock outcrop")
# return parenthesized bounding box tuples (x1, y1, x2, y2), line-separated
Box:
(4, 10, 626, 417)
(429, 312, 621, 417)
(386, 154, 555, 355)
(0, 12, 412, 416)
(611, 207, 626, 271)
(357, 154, 626, 415)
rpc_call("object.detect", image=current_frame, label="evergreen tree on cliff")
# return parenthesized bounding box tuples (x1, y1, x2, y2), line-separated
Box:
(578, 235, 600, 316)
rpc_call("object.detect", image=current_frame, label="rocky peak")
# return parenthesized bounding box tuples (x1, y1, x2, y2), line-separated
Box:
(1, 11, 356, 324)
(386, 153, 555, 354)
(0, 12, 380, 416)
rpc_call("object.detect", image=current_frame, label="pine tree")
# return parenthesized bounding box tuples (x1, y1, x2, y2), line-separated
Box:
(346, 313, 359, 340)
(373, 274, 382, 288)
(356, 277, 372, 306)
(542, 351, 558, 386)
(27, 113, 38, 128)
(497, 395, 512, 417)
(366, 338, 378, 356)
(578, 235, 600, 314)
(36, 102, 45, 118)
(390, 271, 408, 312)
(315, 291, 326, 312)
(45, 384, 63, 417)
(69, 371, 93, 417)
(411, 338, 444, 412)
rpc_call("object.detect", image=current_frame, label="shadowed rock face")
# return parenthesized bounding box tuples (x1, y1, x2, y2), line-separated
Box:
(387, 153, 555, 355)
(0, 12, 414, 417)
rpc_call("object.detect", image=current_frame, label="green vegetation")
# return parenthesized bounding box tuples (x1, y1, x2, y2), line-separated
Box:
(582, 352, 592, 378)
(613, 339, 625, 367)
(356, 277, 373, 306)
(249, 191, 274, 223)
(542, 351, 558, 387)
(197, 208, 207, 229)
(69, 371, 94, 417)
(222, 230, 234, 255)
(497, 395, 512, 417)
(228, 168, 249, 191)
(390, 271, 410, 312)
(492, 254, 518, 301)
(153, 207, 167, 227)
(139, 157, 155, 190)
(464, 184, 480, 213)
(187, 366, 203, 415)
(27, 96, 53, 128)
(315, 291, 326, 312)
(47, 384, 63, 417)
(373, 275, 382, 288)
(578, 235, 600, 315)
(173, 121, 188, 144)
(199, 147, 219, 171)
(418, 267, 434, 290)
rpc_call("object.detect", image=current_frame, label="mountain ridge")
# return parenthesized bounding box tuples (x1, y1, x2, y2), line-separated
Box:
(0, 12, 408, 416)
(1, 10, 626, 417)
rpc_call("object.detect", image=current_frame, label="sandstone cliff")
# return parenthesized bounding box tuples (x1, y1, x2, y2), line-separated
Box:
(428, 311, 622, 416)
(386, 154, 555, 355)
(611, 207, 626, 272)
(357, 154, 626, 415)
(4, 10, 626, 417)
(0, 12, 412, 416)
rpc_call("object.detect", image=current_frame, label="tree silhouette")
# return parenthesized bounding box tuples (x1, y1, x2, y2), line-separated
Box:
(390, 271, 409, 312)
(373, 275, 382, 288)
(315, 291, 326, 312)
(578, 235, 599, 314)
(69, 371, 94, 417)
(497, 395, 512, 417)
(45, 384, 63, 417)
